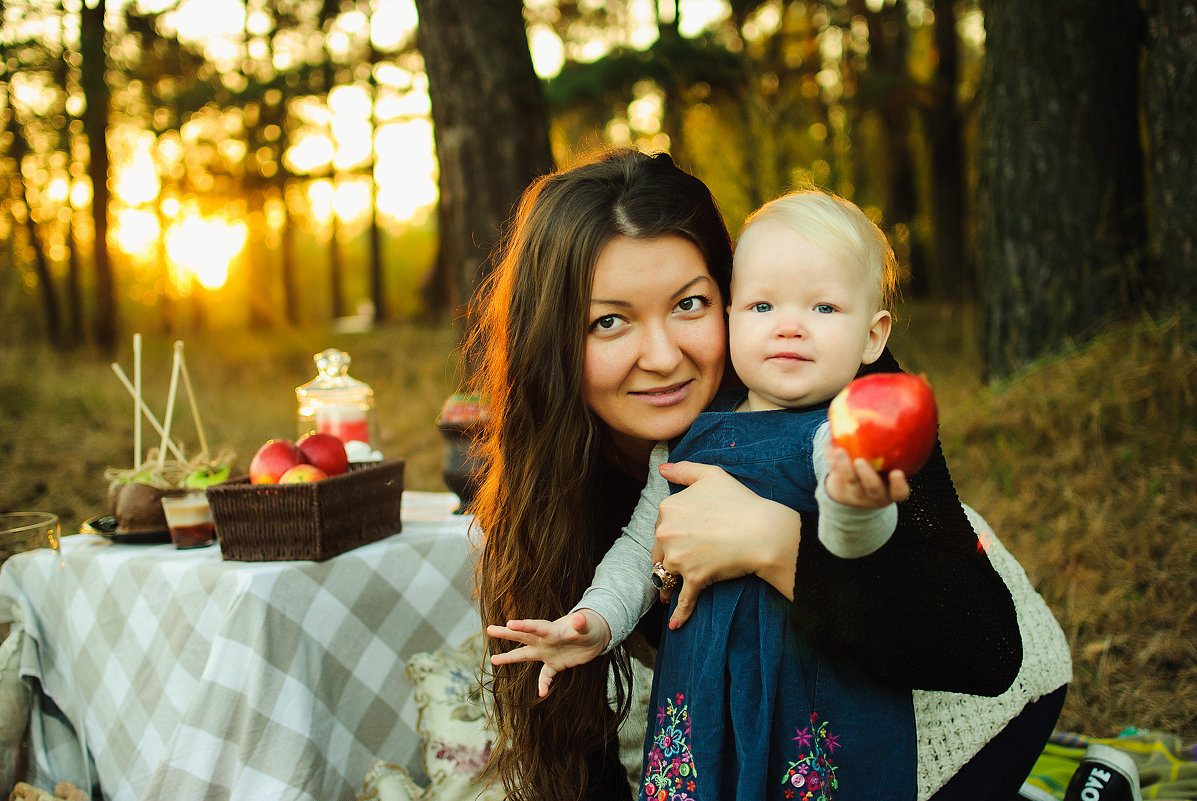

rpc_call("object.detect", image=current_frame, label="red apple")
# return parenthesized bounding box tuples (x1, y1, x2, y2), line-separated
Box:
(297, 432, 350, 477)
(827, 372, 939, 476)
(278, 464, 328, 484)
(249, 439, 306, 484)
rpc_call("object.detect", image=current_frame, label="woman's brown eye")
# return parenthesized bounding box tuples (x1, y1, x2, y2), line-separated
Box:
(591, 315, 620, 331)
(676, 295, 709, 312)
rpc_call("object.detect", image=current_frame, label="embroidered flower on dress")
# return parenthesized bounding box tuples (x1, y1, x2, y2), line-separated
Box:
(792, 725, 813, 749)
(779, 713, 840, 800)
(642, 693, 698, 800)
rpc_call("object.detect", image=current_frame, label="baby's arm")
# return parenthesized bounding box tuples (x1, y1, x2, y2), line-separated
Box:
(570, 442, 670, 646)
(813, 423, 900, 558)
(486, 443, 670, 695)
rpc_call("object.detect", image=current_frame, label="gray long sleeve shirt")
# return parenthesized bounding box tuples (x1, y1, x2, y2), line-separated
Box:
(574, 424, 898, 651)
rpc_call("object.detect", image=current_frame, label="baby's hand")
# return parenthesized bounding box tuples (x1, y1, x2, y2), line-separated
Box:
(823, 441, 911, 508)
(486, 609, 612, 697)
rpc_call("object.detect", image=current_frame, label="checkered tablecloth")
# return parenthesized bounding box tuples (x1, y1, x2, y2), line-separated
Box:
(0, 491, 484, 801)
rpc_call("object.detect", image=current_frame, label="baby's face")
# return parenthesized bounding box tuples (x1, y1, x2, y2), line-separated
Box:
(728, 221, 890, 412)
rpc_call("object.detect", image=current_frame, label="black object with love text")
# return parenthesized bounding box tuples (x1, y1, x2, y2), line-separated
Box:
(1063, 744, 1142, 801)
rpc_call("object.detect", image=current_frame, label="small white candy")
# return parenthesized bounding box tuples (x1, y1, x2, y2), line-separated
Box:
(345, 440, 382, 462)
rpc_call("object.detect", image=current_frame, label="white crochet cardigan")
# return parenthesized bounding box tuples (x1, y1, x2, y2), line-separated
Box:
(913, 505, 1073, 799)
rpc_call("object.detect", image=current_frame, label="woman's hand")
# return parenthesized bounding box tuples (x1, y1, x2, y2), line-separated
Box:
(651, 461, 802, 629)
(486, 609, 612, 697)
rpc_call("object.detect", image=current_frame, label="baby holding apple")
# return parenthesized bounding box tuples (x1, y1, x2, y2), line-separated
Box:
(489, 190, 1072, 800)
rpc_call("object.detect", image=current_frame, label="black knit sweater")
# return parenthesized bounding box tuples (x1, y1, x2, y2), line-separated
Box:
(790, 349, 1023, 695)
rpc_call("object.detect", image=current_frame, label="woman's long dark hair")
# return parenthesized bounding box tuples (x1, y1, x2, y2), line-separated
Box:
(466, 149, 732, 801)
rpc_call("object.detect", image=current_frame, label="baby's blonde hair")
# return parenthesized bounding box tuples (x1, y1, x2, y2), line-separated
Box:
(737, 190, 899, 311)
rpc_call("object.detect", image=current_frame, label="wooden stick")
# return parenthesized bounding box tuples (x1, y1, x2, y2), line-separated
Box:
(133, 333, 142, 469)
(110, 363, 186, 461)
(175, 341, 210, 458)
(158, 344, 182, 470)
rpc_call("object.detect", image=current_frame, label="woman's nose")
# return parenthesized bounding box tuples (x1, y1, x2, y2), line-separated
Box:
(638, 322, 684, 373)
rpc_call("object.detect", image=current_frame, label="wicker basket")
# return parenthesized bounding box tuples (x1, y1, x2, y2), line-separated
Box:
(205, 459, 405, 562)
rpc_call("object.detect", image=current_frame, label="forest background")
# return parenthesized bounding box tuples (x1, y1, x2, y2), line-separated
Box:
(1, 0, 1194, 750)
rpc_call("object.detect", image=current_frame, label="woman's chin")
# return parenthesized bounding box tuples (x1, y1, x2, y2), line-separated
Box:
(630, 413, 701, 445)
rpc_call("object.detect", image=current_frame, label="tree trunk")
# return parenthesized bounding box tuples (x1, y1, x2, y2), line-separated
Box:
(976, 0, 1145, 379)
(367, 51, 386, 323)
(4, 77, 62, 346)
(81, 0, 117, 354)
(329, 204, 345, 320)
(22, 205, 62, 347)
(319, 19, 345, 322)
(1141, 0, 1197, 309)
(364, 20, 387, 325)
(66, 214, 84, 346)
(368, 193, 384, 322)
(414, 0, 554, 332)
(280, 186, 300, 327)
(926, 0, 967, 302)
(247, 187, 272, 329)
(858, 0, 930, 297)
(656, 1, 687, 161)
(58, 0, 83, 347)
(155, 177, 174, 336)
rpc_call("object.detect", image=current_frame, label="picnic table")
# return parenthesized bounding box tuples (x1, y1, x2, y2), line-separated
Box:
(0, 491, 483, 801)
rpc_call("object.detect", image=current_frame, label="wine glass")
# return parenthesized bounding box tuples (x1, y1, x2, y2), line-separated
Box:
(0, 512, 60, 641)
(0, 512, 60, 564)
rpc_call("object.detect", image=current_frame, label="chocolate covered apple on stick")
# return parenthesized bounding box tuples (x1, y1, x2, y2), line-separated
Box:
(104, 336, 234, 535)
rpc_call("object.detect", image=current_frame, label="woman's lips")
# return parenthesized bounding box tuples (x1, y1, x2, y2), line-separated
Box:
(631, 380, 692, 407)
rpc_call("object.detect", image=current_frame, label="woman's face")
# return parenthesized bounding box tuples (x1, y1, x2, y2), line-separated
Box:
(583, 235, 726, 461)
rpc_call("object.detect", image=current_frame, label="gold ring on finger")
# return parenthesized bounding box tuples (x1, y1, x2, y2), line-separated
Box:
(651, 561, 679, 591)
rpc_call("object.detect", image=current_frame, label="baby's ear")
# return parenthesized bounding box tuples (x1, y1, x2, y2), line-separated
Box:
(862, 310, 892, 364)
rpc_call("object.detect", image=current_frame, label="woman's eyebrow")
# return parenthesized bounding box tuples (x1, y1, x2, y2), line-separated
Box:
(591, 275, 713, 306)
(672, 275, 714, 299)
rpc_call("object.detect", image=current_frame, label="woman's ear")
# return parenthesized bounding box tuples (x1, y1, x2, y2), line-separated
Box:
(861, 310, 892, 365)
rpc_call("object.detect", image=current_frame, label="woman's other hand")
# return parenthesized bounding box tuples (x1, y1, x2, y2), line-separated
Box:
(486, 609, 612, 697)
(652, 460, 802, 629)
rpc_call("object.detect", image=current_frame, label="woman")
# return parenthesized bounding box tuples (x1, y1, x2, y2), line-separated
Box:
(469, 149, 1069, 801)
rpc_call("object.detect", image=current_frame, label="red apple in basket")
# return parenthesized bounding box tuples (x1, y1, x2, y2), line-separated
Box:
(827, 372, 939, 476)
(297, 432, 350, 477)
(249, 439, 306, 484)
(278, 464, 328, 484)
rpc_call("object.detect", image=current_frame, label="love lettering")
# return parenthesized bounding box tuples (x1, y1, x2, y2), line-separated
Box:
(1079, 766, 1114, 800)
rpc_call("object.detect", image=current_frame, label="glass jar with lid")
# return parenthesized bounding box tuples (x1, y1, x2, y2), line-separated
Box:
(295, 348, 377, 446)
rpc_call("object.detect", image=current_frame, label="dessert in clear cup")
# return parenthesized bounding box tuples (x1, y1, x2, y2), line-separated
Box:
(160, 492, 216, 549)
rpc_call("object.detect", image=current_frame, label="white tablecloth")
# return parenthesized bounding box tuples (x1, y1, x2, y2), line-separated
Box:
(0, 491, 483, 801)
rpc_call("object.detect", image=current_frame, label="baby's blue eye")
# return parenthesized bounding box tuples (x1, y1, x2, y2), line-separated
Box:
(815, 303, 835, 314)
(752, 302, 772, 313)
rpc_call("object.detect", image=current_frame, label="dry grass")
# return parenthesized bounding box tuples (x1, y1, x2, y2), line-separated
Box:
(0, 322, 463, 526)
(2, 305, 1194, 742)
(893, 307, 1197, 741)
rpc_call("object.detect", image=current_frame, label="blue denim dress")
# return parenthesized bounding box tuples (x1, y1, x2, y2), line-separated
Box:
(639, 392, 916, 801)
